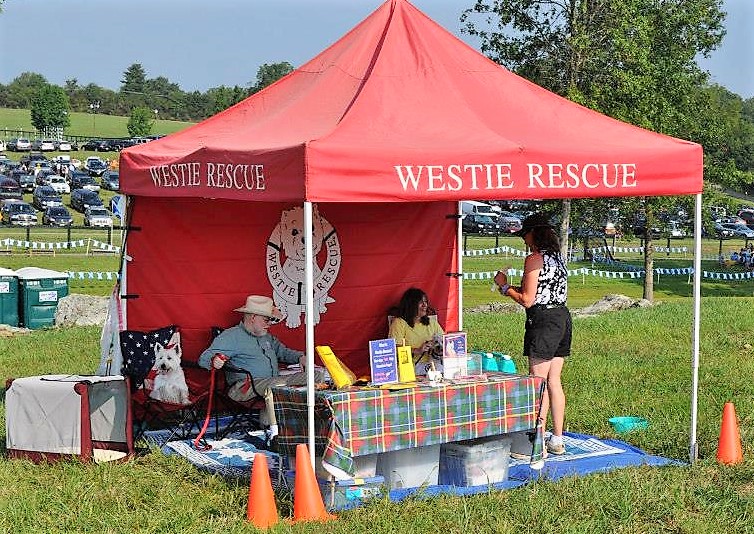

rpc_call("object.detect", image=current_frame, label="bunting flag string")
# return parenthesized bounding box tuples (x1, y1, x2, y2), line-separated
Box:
(589, 245, 689, 256)
(462, 245, 528, 257)
(89, 239, 121, 253)
(65, 271, 120, 281)
(0, 237, 120, 253)
(463, 266, 754, 281)
(462, 244, 692, 258)
(0, 238, 89, 250)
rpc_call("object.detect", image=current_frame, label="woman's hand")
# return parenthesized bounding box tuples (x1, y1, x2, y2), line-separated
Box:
(494, 270, 508, 287)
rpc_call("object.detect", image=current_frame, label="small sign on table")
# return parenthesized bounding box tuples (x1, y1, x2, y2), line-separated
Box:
(368, 338, 399, 385)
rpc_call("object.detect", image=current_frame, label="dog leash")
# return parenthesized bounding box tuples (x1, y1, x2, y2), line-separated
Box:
(193, 366, 217, 451)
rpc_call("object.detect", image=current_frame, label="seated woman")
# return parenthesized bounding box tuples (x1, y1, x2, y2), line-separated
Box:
(388, 287, 444, 375)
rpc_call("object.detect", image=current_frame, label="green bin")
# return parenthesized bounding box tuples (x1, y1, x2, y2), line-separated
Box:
(16, 267, 69, 329)
(0, 267, 19, 327)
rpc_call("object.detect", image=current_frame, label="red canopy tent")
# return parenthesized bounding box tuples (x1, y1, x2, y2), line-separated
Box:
(119, 0, 704, 459)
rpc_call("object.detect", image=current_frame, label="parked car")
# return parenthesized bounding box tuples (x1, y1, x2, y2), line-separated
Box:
(42, 206, 73, 227)
(462, 213, 501, 235)
(0, 140, 6, 152)
(32, 185, 63, 210)
(47, 175, 71, 195)
(35, 169, 56, 186)
(32, 139, 56, 152)
(633, 217, 662, 239)
(667, 220, 687, 239)
(497, 210, 523, 234)
(83, 156, 108, 177)
(0, 177, 22, 200)
(717, 222, 754, 239)
(70, 188, 103, 212)
(714, 223, 735, 239)
(68, 169, 88, 184)
(55, 140, 72, 151)
(7, 138, 31, 151)
(71, 173, 100, 191)
(81, 139, 115, 152)
(83, 206, 114, 227)
(1, 201, 38, 225)
(101, 170, 119, 191)
(737, 209, 754, 230)
(719, 215, 746, 225)
(15, 173, 37, 193)
(109, 138, 135, 151)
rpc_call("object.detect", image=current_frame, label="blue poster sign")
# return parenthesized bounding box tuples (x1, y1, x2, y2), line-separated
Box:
(369, 338, 399, 385)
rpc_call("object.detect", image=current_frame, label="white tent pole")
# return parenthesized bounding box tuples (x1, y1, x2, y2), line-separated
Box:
(304, 202, 316, 467)
(457, 202, 464, 331)
(690, 192, 702, 463)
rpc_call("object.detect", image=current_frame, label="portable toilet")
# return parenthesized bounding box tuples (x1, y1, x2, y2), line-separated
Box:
(0, 267, 19, 327)
(16, 267, 69, 329)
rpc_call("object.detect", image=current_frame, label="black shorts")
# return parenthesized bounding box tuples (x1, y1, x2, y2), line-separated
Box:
(523, 305, 572, 359)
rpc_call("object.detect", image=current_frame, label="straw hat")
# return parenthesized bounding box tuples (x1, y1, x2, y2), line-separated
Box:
(234, 295, 283, 322)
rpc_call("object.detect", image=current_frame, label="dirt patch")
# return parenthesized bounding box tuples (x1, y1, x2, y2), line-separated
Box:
(54, 294, 110, 327)
(467, 294, 654, 317)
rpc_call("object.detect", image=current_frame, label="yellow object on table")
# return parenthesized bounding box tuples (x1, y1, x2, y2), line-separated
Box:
(316, 346, 357, 389)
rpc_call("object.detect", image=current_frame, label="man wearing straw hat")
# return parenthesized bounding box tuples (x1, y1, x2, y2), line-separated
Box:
(199, 295, 323, 444)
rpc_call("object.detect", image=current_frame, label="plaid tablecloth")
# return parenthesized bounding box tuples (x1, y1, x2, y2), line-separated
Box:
(273, 373, 545, 476)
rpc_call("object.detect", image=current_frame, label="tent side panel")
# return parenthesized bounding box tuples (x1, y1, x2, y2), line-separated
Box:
(125, 198, 458, 377)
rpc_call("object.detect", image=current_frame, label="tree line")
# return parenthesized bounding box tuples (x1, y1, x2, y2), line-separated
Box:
(0, 62, 294, 135)
(461, 0, 754, 300)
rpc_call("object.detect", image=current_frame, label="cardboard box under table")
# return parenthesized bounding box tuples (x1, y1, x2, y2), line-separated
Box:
(273, 373, 544, 490)
(5, 375, 134, 463)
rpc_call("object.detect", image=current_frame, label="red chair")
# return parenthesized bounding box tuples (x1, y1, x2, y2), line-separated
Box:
(119, 325, 210, 445)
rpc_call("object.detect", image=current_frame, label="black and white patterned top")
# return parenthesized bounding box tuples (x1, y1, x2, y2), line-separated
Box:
(534, 251, 568, 305)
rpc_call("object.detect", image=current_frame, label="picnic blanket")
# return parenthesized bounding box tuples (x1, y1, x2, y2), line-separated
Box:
(163, 436, 287, 488)
(506, 431, 682, 483)
(161, 429, 680, 505)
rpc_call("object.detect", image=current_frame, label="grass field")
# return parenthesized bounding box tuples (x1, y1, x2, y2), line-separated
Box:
(1, 296, 753, 532)
(0, 107, 193, 139)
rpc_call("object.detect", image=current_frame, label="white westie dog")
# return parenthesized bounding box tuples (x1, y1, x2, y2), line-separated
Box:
(148, 332, 190, 405)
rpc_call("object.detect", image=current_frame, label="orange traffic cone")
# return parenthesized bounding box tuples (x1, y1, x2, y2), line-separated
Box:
(246, 453, 279, 528)
(292, 443, 336, 522)
(717, 402, 743, 465)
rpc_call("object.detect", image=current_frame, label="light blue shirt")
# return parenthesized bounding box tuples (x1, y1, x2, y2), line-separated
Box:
(198, 322, 302, 386)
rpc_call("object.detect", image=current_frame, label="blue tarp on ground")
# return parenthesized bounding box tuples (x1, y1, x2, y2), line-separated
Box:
(156, 428, 682, 509)
(385, 431, 682, 504)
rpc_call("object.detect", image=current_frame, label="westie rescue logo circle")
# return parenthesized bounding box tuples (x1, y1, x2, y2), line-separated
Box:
(266, 205, 341, 328)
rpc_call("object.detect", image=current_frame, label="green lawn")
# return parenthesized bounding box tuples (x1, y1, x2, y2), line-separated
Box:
(2, 207, 754, 531)
(0, 107, 193, 139)
(1, 298, 753, 532)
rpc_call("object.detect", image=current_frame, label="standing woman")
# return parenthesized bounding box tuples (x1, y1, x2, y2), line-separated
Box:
(494, 214, 571, 455)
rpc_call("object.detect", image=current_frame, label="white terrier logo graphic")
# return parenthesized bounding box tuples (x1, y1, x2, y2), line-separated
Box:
(266, 204, 341, 328)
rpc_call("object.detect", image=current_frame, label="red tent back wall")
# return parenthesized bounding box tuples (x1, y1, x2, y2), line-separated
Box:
(125, 198, 459, 376)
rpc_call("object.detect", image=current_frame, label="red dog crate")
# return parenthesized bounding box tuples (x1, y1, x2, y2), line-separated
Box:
(5, 375, 134, 463)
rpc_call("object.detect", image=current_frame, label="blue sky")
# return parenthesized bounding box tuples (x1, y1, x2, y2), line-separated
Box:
(1, 0, 751, 98)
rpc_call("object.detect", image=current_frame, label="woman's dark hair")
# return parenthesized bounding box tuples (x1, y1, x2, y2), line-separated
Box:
(396, 287, 430, 327)
(520, 213, 560, 254)
(530, 225, 561, 254)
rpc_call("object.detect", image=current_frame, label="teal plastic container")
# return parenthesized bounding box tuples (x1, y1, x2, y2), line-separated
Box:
(0, 268, 19, 327)
(474, 351, 517, 374)
(466, 351, 483, 374)
(497, 354, 517, 374)
(16, 267, 69, 329)
(481, 352, 499, 372)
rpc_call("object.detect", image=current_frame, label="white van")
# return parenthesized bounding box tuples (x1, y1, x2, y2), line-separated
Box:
(461, 200, 498, 218)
